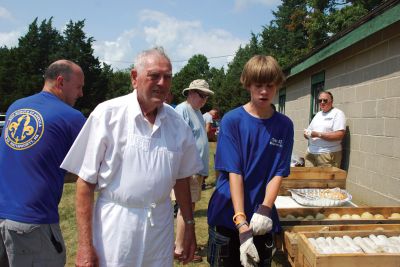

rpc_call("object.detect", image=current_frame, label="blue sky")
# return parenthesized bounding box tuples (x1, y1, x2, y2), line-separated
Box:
(0, 0, 281, 72)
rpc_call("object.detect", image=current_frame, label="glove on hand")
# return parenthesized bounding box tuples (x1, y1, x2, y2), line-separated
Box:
(249, 205, 273, 236)
(239, 229, 259, 267)
(304, 129, 312, 138)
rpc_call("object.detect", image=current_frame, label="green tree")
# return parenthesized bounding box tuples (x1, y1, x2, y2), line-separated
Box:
(260, 0, 308, 68)
(60, 20, 109, 115)
(171, 54, 211, 105)
(14, 18, 63, 99)
(106, 67, 132, 99)
(0, 47, 18, 111)
(207, 67, 225, 113)
(216, 36, 261, 114)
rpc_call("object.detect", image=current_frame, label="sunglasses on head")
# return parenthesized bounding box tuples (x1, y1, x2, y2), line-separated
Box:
(195, 90, 210, 99)
(318, 98, 329, 104)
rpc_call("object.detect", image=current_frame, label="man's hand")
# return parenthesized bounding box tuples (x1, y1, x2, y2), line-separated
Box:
(239, 229, 259, 267)
(75, 244, 99, 267)
(180, 223, 197, 264)
(304, 129, 312, 138)
(249, 205, 273, 236)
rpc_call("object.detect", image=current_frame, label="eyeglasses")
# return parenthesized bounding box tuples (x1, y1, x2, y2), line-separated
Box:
(195, 90, 210, 99)
(318, 99, 330, 104)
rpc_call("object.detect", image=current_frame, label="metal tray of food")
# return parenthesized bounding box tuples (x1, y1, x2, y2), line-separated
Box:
(288, 188, 352, 207)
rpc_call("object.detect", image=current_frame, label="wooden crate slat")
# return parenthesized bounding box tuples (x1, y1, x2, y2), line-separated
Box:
(288, 167, 347, 179)
(283, 224, 400, 267)
(280, 167, 347, 195)
(296, 230, 400, 267)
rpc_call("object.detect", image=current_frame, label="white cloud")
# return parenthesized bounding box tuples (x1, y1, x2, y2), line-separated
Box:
(0, 6, 13, 20)
(93, 9, 248, 72)
(234, 0, 280, 12)
(138, 9, 246, 71)
(93, 30, 136, 70)
(0, 31, 20, 47)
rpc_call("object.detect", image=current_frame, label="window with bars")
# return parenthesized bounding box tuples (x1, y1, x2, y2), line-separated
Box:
(310, 71, 325, 121)
(278, 88, 286, 114)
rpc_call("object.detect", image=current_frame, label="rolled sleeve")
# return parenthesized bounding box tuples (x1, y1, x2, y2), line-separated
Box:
(61, 112, 107, 184)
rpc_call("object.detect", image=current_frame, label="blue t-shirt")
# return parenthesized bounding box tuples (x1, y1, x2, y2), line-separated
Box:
(0, 92, 86, 224)
(207, 106, 294, 232)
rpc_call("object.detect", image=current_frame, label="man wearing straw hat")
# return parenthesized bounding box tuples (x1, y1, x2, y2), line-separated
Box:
(173, 79, 214, 262)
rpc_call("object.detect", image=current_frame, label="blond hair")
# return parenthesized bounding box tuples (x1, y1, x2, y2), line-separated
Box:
(240, 55, 285, 89)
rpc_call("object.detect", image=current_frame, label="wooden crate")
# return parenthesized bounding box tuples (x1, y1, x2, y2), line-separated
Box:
(284, 224, 400, 267)
(296, 230, 400, 267)
(280, 167, 347, 195)
(279, 206, 400, 226)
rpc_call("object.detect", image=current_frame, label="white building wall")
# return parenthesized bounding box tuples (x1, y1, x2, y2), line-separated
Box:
(284, 30, 400, 205)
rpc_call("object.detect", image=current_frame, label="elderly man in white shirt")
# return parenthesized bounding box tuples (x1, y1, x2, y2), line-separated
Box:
(304, 91, 346, 168)
(61, 47, 202, 267)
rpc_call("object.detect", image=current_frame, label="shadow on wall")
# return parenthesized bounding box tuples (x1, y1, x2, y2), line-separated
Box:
(341, 126, 351, 171)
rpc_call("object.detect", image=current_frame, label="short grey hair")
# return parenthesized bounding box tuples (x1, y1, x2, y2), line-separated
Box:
(134, 46, 171, 74)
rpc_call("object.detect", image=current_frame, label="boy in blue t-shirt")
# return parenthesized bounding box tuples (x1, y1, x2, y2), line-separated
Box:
(207, 55, 294, 267)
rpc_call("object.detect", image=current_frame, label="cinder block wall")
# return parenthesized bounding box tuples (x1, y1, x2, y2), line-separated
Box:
(284, 28, 400, 206)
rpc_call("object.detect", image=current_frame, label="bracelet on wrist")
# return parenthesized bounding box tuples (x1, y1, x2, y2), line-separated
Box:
(185, 219, 195, 225)
(235, 220, 248, 230)
(233, 212, 247, 225)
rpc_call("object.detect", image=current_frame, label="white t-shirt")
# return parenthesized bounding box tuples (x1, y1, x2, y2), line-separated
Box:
(203, 112, 213, 124)
(307, 107, 346, 154)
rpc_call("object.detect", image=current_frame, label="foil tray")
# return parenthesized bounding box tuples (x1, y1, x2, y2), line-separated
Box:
(289, 188, 352, 207)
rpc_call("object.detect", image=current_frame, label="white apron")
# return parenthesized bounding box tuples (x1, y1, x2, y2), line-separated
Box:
(93, 111, 177, 267)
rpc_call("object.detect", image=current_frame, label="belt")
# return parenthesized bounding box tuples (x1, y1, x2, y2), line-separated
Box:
(98, 194, 168, 227)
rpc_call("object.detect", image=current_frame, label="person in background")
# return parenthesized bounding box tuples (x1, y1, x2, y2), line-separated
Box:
(0, 59, 86, 266)
(202, 108, 219, 190)
(61, 47, 201, 267)
(173, 79, 214, 263)
(165, 90, 176, 108)
(207, 55, 294, 267)
(304, 91, 346, 168)
(203, 108, 219, 142)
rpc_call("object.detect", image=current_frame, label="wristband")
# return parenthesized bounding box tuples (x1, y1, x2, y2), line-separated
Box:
(256, 204, 272, 217)
(235, 220, 248, 230)
(239, 229, 253, 244)
(233, 212, 247, 225)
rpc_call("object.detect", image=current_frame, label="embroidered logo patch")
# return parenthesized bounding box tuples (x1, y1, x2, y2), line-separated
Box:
(269, 137, 283, 148)
(5, 109, 44, 150)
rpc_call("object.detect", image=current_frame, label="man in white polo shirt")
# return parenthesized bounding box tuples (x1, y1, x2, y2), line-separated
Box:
(304, 91, 346, 168)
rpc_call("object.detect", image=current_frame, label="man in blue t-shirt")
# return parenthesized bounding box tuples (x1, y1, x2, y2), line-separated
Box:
(0, 60, 86, 266)
(207, 55, 294, 267)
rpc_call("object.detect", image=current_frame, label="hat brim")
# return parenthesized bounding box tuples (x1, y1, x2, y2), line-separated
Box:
(182, 87, 214, 97)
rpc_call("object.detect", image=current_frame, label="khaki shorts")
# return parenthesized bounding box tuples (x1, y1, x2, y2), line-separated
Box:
(171, 174, 203, 203)
(305, 151, 342, 168)
(0, 219, 66, 267)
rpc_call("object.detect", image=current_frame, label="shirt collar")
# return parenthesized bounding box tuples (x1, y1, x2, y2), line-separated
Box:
(131, 89, 167, 122)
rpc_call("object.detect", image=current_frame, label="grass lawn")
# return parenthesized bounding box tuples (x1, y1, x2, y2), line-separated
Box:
(59, 142, 218, 267)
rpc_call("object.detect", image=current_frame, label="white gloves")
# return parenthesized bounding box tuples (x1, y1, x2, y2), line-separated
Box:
(249, 205, 273, 236)
(304, 128, 312, 138)
(239, 230, 259, 267)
